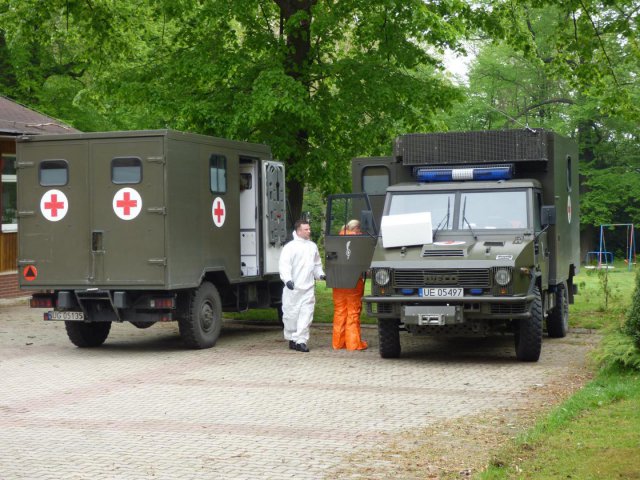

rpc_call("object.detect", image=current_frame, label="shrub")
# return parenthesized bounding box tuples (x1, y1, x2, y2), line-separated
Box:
(624, 269, 640, 348)
(594, 330, 640, 370)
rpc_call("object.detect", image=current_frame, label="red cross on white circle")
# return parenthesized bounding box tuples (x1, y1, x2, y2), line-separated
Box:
(113, 187, 142, 220)
(40, 189, 69, 222)
(212, 197, 226, 227)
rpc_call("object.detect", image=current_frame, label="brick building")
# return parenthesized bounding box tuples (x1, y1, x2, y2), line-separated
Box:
(0, 95, 80, 298)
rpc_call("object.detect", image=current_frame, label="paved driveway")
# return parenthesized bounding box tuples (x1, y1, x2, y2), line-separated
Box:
(0, 302, 596, 479)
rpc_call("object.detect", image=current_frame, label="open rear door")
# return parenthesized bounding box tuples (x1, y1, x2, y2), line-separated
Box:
(324, 193, 377, 289)
(261, 160, 286, 274)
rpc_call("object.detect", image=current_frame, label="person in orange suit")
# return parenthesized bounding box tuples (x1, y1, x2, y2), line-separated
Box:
(332, 219, 368, 351)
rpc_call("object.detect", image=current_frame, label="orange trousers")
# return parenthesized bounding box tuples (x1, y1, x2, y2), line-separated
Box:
(332, 278, 368, 350)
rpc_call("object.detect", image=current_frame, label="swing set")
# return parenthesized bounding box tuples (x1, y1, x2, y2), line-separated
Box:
(584, 223, 637, 270)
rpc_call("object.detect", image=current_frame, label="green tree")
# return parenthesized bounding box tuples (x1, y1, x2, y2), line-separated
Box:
(1, 0, 506, 219)
(441, 2, 640, 232)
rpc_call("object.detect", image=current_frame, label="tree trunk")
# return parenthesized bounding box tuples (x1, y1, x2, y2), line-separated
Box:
(287, 177, 304, 225)
(275, 0, 316, 223)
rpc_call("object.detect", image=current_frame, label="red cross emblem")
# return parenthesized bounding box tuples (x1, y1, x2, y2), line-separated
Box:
(40, 189, 69, 222)
(113, 188, 142, 220)
(212, 197, 226, 227)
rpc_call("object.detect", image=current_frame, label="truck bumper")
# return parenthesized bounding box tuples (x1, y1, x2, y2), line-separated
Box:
(364, 294, 536, 321)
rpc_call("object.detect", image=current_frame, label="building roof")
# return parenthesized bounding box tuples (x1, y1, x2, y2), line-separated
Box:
(0, 95, 81, 135)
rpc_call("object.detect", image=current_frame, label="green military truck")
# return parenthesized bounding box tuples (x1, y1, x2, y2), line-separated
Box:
(325, 129, 580, 362)
(17, 130, 287, 349)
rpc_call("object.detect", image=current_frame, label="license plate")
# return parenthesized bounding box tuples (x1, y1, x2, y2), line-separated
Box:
(47, 311, 85, 321)
(420, 287, 463, 298)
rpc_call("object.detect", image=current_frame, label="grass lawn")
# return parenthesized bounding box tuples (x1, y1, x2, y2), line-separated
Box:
(570, 264, 635, 329)
(225, 280, 373, 324)
(479, 263, 640, 479)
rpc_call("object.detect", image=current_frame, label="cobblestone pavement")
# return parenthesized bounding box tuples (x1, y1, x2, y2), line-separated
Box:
(0, 300, 597, 479)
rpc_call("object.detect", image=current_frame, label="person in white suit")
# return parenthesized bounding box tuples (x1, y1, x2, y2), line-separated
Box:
(278, 219, 325, 352)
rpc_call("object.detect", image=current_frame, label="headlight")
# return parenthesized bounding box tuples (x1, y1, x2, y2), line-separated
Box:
(374, 268, 391, 286)
(494, 268, 511, 286)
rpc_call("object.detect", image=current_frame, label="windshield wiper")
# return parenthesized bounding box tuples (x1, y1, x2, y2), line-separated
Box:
(462, 196, 478, 240)
(432, 197, 451, 242)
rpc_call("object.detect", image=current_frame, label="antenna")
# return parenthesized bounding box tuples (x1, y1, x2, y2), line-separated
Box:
(485, 103, 536, 133)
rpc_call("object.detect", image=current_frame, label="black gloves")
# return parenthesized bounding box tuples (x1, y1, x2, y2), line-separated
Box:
(286, 281, 294, 290)
(320, 275, 326, 281)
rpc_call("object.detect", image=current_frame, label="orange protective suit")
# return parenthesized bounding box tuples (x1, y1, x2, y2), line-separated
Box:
(332, 226, 368, 350)
(332, 276, 368, 350)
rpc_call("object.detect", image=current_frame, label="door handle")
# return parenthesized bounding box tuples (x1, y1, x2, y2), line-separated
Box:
(326, 251, 337, 260)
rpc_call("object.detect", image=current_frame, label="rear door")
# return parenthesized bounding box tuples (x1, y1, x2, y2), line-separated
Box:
(324, 193, 377, 288)
(17, 140, 91, 287)
(261, 160, 286, 275)
(89, 137, 166, 286)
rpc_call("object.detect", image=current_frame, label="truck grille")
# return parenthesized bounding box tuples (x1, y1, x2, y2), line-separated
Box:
(490, 302, 527, 314)
(421, 249, 465, 257)
(393, 269, 490, 288)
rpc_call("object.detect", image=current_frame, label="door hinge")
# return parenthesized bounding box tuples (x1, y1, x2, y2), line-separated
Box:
(146, 156, 165, 164)
(146, 207, 166, 215)
(17, 211, 34, 217)
(148, 258, 167, 266)
(15, 161, 34, 169)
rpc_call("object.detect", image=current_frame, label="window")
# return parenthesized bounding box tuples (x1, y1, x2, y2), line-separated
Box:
(1, 154, 17, 233)
(362, 166, 390, 195)
(210, 154, 227, 193)
(459, 190, 528, 230)
(112, 157, 142, 184)
(388, 192, 456, 231)
(39, 160, 68, 186)
(566, 155, 573, 192)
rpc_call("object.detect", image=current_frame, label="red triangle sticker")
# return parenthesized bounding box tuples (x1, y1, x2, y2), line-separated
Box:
(23, 265, 38, 281)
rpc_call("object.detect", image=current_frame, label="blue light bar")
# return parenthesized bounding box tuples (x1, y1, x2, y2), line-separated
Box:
(415, 165, 513, 182)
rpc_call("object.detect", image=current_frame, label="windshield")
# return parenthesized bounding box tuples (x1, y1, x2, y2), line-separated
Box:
(460, 191, 528, 230)
(388, 192, 455, 230)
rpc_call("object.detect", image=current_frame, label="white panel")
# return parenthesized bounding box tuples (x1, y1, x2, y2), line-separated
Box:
(241, 255, 258, 276)
(239, 165, 256, 230)
(240, 231, 256, 255)
(381, 212, 432, 248)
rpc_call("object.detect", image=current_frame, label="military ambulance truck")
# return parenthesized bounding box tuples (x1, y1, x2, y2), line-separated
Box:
(16, 130, 287, 349)
(325, 129, 579, 362)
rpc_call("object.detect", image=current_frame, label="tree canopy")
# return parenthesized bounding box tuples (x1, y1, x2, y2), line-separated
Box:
(0, 0, 504, 219)
(0, 0, 638, 226)
(441, 1, 640, 229)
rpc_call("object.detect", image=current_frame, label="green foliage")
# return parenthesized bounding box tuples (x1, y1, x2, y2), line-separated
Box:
(624, 269, 640, 349)
(594, 330, 640, 371)
(440, 2, 640, 231)
(1, 0, 506, 217)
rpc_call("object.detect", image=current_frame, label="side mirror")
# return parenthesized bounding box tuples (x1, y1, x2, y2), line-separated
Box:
(360, 210, 375, 234)
(541, 205, 556, 226)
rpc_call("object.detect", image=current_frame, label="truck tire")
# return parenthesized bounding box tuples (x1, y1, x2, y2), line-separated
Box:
(514, 286, 543, 362)
(179, 282, 222, 349)
(65, 321, 111, 348)
(546, 282, 569, 338)
(378, 318, 401, 358)
(131, 322, 156, 329)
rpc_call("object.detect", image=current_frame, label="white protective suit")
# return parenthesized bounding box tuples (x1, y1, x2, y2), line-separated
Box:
(278, 231, 325, 345)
